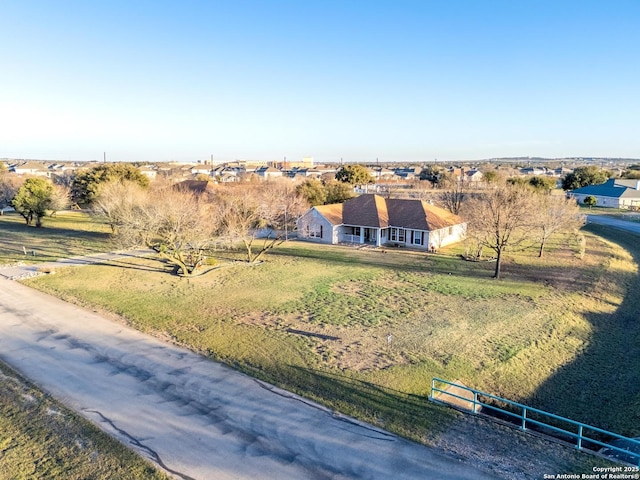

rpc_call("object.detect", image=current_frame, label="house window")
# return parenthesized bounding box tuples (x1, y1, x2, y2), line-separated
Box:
(309, 224, 323, 238)
(390, 228, 406, 242)
(352, 226, 361, 236)
(412, 231, 423, 245)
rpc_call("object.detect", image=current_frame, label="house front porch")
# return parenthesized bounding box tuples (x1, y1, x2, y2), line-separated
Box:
(338, 226, 384, 246)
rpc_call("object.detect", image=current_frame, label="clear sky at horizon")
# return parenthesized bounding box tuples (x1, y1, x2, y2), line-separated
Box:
(1, 0, 639, 163)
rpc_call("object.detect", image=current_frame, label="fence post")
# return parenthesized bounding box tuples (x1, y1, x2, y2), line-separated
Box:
(521, 407, 527, 431)
(576, 425, 583, 450)
(473, 391, 478, 413)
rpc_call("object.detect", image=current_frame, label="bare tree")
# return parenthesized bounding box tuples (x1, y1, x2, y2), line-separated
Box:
(96, 183, 217, 276)
(532, 194, 583, 258)
(438, 173, 466, 215)
(0, 175, 22, 215)
(214, 182, 305, 263)
(141, 188, 218, 275)
(48, 184, 71, 217)
(463, 183, 534, 279)
(93, 180, 148, 233)
(259, 180, 308, 240)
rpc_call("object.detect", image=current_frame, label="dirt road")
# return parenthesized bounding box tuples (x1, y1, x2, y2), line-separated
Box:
(0, 278, 496, 479)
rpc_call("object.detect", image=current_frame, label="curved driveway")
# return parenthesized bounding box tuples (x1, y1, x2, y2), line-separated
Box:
(586, 213, 640, 234)
(0, 277, 495, 479)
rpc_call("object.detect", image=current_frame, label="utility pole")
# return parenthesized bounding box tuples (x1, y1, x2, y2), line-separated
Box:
(103, 152, 106, 163)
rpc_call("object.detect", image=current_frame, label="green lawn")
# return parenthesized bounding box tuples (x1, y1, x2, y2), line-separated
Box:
(0, 211, 113, 264)
(19, 220, 640, 445)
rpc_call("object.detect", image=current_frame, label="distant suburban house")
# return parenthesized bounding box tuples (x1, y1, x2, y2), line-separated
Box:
(393, 166, 421, 180)
(371, 167, 397, 181)
(520, 166, 549, 176)
(290, 167, 322, 178)
(138, 166, 157, 179)
(569, 178, 640, 209)
(297, 194, 467, 250)
(446, 167, 483, 184)
(11, 161, 51, 177)
(190, 165, 212, 176)
(255, 166, 283, 179)
(463, 169, 484, 183)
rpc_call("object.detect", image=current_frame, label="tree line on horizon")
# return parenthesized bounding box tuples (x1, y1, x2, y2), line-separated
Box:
(0, 161, 617, 279)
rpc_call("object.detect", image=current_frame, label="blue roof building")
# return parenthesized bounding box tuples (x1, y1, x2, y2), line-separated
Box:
(569, 178, 640, 209)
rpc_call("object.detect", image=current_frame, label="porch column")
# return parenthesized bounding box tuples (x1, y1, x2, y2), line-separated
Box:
(376, 228, 382, 247)
(360, 229, 365, 244)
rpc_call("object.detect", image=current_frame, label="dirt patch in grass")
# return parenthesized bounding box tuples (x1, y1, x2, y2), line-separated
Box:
(238, 311, 402, 371)
(500, 237, 608, 291)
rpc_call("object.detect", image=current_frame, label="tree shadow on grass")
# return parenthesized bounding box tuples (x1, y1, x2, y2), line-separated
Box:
(272, 243, 497, 278)
(0, 219, 113, 263)
(271, 240, 612, 295)
(261, 365, 457, 442)
(526, 225, 640, 437)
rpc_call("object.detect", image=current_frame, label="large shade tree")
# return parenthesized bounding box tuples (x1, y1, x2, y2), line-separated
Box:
(11, 178, 56, 227)
(296, 179, 326, 206)
(335, 165, 375, 185)
(438, 172, 466, 215)
(561, 166, 611, 191)
(0, 175, 21, 215)
(72, 163, 150, 206)
(296, 178, 354, 206)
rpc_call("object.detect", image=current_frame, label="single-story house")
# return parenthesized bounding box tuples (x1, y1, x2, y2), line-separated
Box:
(138, 166, 157, 179)
(11, 161, 51, 177)
(463, 169, 484, 183)
(569, 178, 640, 209)
(297, 194, 467, 250)
(255, 166, 283, 179)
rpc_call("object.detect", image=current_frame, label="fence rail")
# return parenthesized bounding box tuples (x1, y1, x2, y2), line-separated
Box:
(429, 378, 640, 466)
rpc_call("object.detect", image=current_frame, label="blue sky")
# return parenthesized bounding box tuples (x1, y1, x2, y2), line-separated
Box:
(1, 0, 639, 163)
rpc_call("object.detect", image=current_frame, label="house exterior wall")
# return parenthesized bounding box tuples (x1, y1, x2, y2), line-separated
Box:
(427, 223, 467, 249)
(379, 224, 465, 250)
(570, 194, 622, 209)
(296, 209, 337, 244)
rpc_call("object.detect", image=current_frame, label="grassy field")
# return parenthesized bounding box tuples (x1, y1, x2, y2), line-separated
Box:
(0, 361, 167, 480)
(3, 212, 638, 473)
(0, 211, 113, 264)
(13, 214, 639, 442)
